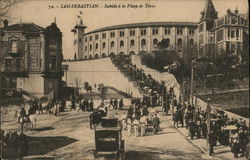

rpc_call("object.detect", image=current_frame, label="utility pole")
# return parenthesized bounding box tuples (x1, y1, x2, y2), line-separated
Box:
(207, 98, 211, 145)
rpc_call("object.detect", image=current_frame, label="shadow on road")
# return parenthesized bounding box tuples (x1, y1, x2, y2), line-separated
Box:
(32, 127, 54, 132)
(27, 136, 78, 156)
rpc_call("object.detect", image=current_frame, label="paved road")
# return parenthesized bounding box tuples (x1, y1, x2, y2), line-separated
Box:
(2, 105, 202, 160)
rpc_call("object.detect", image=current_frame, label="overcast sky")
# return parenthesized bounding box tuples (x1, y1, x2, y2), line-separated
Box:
(9, 0, 249, 59)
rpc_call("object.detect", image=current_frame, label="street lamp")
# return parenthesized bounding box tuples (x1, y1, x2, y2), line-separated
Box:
(206, 97, 211, 145)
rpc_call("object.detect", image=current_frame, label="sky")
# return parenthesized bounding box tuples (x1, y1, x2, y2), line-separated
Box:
(8, 0, 249, 59)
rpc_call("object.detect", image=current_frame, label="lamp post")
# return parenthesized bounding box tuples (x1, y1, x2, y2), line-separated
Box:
(207, 97, 211, 145)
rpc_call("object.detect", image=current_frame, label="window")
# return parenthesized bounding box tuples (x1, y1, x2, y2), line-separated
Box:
(228, 29, 231, 38)
(141, 39, 146, 46)
(231, 30, 235, 38)
(130, 30, 135, 36)
(95, 43, 98, 50)
(177, 28, 183, 35)
(236, 29, 239, 38)
(141, 29, 147, 36)
(95, 35, 99, 40)
(102, 33, 106, 39)
(110, 32, 115, 38)
(85, 37, 88, 42)
(120, 31, 125, 37)
(11, 41, 17, 53)
(90, 44, 92, 50)
(153, 39, 158, 45)
(177, 38, 182, 46)
(85, 46, 87, 51)
(130, 39, 135, 47)
(189, 28, 195, 35)
(79, 38, 82, 43)
(50, 37, 57, 45)
(120, 40, 124, 48)
(102, 42, 106, 49)
(165, 28, 171, 35)
(111, 41, 114, 48)
(152, 28, 158, 35)
(89, 36, 92, 41)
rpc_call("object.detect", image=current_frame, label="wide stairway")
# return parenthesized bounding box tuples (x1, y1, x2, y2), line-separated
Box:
(63, 58, 142, 97)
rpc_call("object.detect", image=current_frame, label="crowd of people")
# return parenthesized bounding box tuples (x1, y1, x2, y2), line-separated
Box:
(111, 54, 249, 158)
(0, 130, 29, 159)
(169, 97, 249, 157)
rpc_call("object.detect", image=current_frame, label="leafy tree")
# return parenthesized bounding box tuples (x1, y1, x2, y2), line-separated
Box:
(0, 0, 22, 26)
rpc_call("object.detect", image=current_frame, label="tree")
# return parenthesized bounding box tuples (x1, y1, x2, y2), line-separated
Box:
(0, 0, 22, 26)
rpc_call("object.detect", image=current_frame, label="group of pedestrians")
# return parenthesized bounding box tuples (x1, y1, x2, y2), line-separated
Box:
(169, 96, 249, 158)
(0, 129, 29, 159)
(108, 98, 124, 110)
(111, 54, 166, 107)
(78, 98, 94, 112)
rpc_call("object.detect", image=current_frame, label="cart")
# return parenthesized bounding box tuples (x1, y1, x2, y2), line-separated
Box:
(93, 117, 125, 160)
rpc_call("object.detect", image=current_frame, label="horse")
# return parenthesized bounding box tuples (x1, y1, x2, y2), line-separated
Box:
(89, 109, 106, 129)
(15, 111, 36, 132)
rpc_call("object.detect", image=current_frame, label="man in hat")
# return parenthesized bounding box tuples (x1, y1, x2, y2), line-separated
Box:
(208, 130, 217, 155)
(152, 114, 160, 134)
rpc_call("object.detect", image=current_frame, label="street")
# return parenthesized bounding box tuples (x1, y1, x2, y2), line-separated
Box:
(1, 103, 202, 160)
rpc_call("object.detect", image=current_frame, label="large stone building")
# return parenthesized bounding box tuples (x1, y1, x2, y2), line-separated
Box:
(198, 0, 249, 59)
(72, 21, 198, 60)
(0, 20, 63, 98)
(72, 0, 248, 61)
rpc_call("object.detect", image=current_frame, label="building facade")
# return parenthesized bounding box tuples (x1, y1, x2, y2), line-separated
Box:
(72, 0, 248, 61)
(72, 22, 198, 60)
(198, 0, 249, 59)
(0, 20, 63, 98)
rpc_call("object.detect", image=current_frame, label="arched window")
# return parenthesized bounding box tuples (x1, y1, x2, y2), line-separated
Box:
(177, 38, 182, 46)
(111, 41, 114, 48)
(120, 40, 124, 48)
(141, 39, 146, 46)
(90, 44, 92, 50)
(94, 54, 99, 59)
(189, 39, 194, 45)
(130, 39, 135, 47)
(102, 42, 106, 49)
(153, 39, 158, 48)
(95, 43, 98, 50)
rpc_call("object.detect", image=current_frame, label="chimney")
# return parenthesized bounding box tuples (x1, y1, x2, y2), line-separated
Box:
(3, 19, 8, 29)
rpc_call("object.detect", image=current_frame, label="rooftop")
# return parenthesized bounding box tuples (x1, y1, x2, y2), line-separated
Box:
(84, 21, 198, 36)
(1, 23, 44, 32)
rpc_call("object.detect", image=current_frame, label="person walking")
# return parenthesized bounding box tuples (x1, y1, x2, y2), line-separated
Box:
(140, 115, 148, 136)
(133, 118, 140, 137)
(208, 130, 217, 156)
(127, 118, 132, 136)
(119, 98, 124, 110)
(38, 102, 43, 114)
(152, 114, 160, 134)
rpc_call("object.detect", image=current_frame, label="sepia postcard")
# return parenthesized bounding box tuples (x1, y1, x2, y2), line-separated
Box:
(0, 0, 249, 159)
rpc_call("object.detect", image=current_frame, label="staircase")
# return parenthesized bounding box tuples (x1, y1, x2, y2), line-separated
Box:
(63, 58, 142, 97)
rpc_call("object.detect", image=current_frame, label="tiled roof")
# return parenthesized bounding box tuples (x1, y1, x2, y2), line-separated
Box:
(84, 21, 197, 35)
(1, 23, 44, 32)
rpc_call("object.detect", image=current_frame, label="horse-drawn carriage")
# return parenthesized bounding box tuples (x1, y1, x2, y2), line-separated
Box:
(93, 117, 125, 160)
